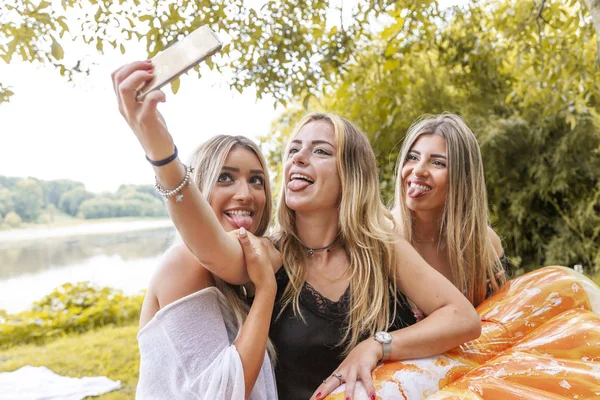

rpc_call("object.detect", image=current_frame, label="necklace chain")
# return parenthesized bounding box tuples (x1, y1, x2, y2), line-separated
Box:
(299, 234, 341, 257)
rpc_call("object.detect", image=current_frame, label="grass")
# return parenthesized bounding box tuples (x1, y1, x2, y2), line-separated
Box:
(0, 323, 140, 399)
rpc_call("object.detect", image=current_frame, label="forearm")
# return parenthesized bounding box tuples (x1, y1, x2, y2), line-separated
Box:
(155, 160, 249, 284)
(234, 286, 276, 399)
(389, 305, 481, 360)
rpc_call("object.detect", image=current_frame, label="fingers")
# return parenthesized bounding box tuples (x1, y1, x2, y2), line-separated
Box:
(111, 60, 152, 94)
(237, 228, 259, 259)
(139, 89, 167, 125)
(118, 69, 155, 114)
(344, 367, 357, 400)
(312, 373, 344, 400)
(358, 365, 376, 400)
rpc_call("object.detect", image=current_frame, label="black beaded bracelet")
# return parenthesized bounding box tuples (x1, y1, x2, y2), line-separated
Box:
(146, 145, 178, 167)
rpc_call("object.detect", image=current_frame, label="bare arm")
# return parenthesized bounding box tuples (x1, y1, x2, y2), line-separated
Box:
(313, 238, 481, 400)
(488, 226, 504, 257)
(111, 61, 249, 284)
(389, 237, 481, 358)
(233, 229, 277, 399)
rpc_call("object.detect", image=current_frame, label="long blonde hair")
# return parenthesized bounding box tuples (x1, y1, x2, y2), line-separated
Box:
(188, 134, 276, 359)
(393, 113, 505, 307)
(274, 113, 401, 356)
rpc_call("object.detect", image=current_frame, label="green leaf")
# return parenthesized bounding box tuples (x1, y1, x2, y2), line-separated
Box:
(171, 77, 180, 94)
(51, 38, 64, 60)
(566, 114, 577, 129)
(384, 59, 399, 71)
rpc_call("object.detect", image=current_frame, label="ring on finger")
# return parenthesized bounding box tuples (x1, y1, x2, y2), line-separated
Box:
(332, 371, 344, 384)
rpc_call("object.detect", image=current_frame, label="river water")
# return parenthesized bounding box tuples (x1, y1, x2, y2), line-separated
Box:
(0, 220, 177, 313)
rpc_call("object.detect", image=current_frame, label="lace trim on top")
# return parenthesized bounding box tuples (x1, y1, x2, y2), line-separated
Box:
(299, 281, 350, 321)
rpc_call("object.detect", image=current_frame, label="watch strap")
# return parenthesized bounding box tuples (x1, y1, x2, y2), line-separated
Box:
(381, 342, 391, 361)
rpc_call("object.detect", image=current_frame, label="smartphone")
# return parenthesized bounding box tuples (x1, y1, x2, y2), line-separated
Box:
(136, 25, 223, 101)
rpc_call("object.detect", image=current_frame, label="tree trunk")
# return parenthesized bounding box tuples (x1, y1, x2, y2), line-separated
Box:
(583, 0, 600, 63)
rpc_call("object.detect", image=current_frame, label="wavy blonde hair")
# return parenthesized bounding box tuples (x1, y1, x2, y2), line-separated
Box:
(273, 113, 400, 356)
(393, 113, 505, 307)
(188, 134, 276, 359)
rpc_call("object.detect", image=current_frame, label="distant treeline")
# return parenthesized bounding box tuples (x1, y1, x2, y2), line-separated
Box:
(0, 175, 166, 227)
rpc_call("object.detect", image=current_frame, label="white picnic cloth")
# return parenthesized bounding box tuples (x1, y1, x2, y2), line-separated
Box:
(0, 365, 121, 399)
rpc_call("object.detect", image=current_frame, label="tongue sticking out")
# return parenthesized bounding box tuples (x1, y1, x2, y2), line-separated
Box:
(408, 186, 429, 199)
(229, 214, 253, 230)
(288, 179, 312, 191)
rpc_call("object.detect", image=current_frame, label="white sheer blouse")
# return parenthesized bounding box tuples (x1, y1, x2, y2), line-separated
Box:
(136, 287, 277, 400)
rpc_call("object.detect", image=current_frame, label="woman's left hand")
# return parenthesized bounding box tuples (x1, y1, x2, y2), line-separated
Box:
(312, 338, 382, 400)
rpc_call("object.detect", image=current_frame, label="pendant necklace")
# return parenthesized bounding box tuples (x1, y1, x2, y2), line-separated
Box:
(300, 234, 341, 257)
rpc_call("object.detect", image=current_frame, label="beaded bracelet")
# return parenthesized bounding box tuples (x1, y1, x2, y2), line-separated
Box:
(154, 164, 194, 202)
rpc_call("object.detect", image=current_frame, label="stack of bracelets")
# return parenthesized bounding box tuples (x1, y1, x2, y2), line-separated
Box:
(147, 145, 193, 202)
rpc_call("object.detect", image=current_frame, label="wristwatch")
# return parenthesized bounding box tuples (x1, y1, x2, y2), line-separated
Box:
(374, 331, 393, 362)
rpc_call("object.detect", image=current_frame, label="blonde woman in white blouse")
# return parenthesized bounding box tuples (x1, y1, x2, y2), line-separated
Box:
(133, 135, 280, 400)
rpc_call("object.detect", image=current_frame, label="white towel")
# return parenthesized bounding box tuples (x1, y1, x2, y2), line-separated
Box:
(0, 365, 121, 400)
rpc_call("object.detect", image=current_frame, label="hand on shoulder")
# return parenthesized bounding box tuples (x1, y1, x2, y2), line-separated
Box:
(236, 229, 277, 292)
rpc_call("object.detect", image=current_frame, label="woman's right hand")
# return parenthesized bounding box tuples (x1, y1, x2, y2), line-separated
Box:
(237, 228, 276, 292)
(110, 61, 174, 161)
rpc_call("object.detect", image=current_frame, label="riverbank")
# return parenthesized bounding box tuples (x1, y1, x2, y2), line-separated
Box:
(0, 218, 173, 244)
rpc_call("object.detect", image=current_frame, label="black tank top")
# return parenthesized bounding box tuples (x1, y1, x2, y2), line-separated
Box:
(270, 267, 416, 400)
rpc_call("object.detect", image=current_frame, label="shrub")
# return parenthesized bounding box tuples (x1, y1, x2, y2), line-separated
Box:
(4, 211, 22, 228)
(0, 282, 143, 349)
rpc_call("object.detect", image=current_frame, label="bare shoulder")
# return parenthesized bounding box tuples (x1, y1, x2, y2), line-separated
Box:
(487, 226, 503, 257)
(148, 244, 215, 309)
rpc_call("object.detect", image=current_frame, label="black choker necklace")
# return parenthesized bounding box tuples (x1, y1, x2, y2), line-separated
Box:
(300, 234, 341, 257)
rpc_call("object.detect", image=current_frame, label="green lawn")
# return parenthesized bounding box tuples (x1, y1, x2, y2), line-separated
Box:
(0, 323, 140, 399)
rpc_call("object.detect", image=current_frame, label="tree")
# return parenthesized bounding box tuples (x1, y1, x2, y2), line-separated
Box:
(78, 197, 119, 219)
(583, 0, 600, 63)
(58, 187, 95, 216)
(0, 188, 14, 217)
(41, 179, 85, 208)
(0, 0, 444, 104)
(264, 0, 600, 272)
(12, 178, 44, 222)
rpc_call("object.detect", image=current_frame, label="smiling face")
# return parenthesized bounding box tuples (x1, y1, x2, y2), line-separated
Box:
(283, 120, 341, 213)
(401, 133, 449, 215)
(210, 146, 267, 234)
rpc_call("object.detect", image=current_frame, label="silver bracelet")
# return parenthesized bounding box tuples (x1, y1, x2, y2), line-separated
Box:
(154, 164, 194, 202)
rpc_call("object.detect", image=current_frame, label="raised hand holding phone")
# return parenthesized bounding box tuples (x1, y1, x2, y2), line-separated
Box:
(111, 25, 222, 162)
(136, 26, 222, 101)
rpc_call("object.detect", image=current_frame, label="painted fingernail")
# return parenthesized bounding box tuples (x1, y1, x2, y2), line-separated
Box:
(239, 227, 246, 236)
(371, 394, 376, 400)
(346, 397, 351, 400)
(315, 393, 322, 399)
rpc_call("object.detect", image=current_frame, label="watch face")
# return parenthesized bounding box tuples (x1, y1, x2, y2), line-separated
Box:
(375, 331, 392, 343)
